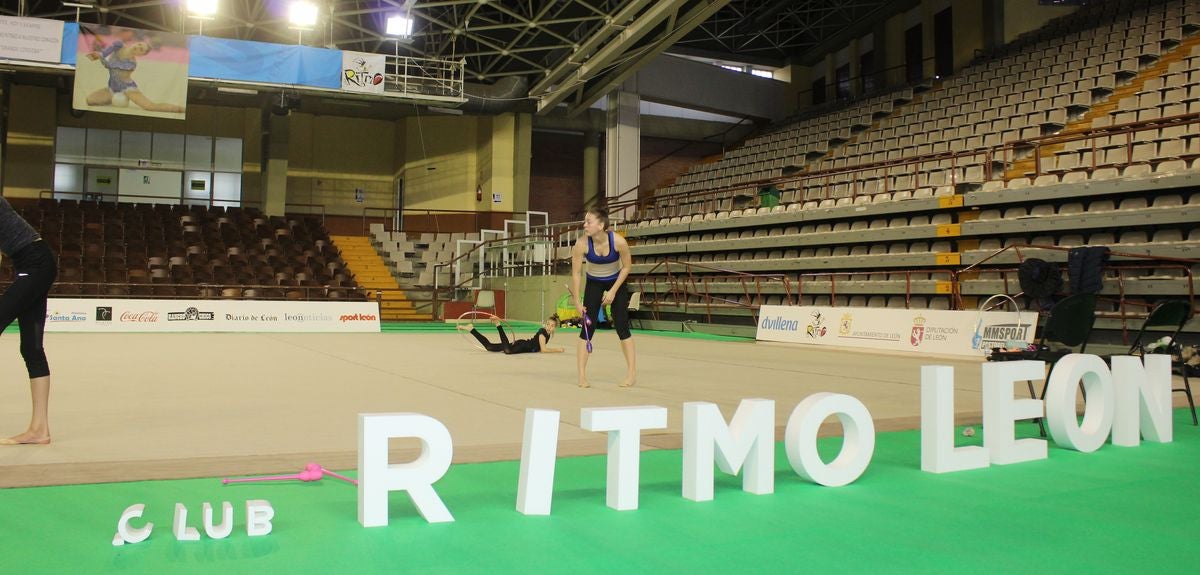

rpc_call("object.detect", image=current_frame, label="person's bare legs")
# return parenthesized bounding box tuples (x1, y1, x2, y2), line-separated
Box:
(127, 90, 184, 113)
(86, 87, 113, 106)
(618, 338, 637, 387)
(577, 339, 591, 388)
(2, 376, 50, 445)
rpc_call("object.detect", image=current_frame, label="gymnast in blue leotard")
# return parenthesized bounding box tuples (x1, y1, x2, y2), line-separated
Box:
(84, 39, 184, 113)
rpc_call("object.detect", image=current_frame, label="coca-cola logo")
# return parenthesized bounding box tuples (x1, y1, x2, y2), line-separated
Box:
(120, 311, 160, 323)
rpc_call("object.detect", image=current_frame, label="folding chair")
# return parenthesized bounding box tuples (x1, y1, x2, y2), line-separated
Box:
(473, 289, 496, 316)
(1127, 300, 1194, 425)
(989, 293, 1098, 436)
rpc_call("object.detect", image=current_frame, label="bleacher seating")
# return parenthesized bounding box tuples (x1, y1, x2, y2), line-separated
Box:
(1, 199, 361, 300)
(622, 0, 1200, 327)
(368, 225, 481, 288)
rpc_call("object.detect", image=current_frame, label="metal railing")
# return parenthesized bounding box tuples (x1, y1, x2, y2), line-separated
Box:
(627, 242, 1199, 337)
(361, 206, 536, 236)
(38, 190, 256, 211)
(385, 55, 466, 103)
(957, 243, 1198, 332)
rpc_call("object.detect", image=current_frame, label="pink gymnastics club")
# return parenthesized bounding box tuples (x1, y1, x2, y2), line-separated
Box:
(222, 462, 358, 486)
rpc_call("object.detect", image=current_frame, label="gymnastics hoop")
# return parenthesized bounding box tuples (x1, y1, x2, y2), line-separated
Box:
(456, 310, 522, 351)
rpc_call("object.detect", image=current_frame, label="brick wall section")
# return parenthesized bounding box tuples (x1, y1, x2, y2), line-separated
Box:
(529, 131, 587, 224)
(638, 137, 724, 207)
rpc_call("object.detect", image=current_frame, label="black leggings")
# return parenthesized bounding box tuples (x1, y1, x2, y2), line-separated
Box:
(1, 241, 56, 378)
(470, 326, 512, 353)
(579, 277, 631, 341)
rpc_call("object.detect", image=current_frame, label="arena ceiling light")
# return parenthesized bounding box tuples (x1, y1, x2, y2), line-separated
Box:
(386, 15, 414, 37)
(288, 1, 319, 44)
(288, 1, 319, 29)
(386, 11, 416, 52)
(186, 0, 218, 19)
(186, 0, 218, 35)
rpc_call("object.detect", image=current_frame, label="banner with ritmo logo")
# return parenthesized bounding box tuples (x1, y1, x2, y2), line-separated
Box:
(756, 305, 1034, 357)
(45, 299, 380, 333)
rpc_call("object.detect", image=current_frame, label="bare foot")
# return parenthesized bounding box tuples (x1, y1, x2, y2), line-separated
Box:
(457, 323, 474, 331)
(490, 316, 502, 326)
(578, 379, 591, 389)
(618, 376, 636, 388)
(1, 432, 51, 445)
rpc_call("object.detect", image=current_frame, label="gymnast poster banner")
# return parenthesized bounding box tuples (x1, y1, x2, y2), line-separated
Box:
(72, 24, 188, 120)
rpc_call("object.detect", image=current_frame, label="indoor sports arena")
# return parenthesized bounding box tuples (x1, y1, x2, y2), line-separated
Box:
(0, 0, 1198, 572)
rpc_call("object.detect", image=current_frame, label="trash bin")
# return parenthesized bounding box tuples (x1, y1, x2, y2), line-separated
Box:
(758, 185, 782, 208)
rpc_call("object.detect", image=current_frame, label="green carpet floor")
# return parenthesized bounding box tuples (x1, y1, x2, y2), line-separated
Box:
(2, 411, 1196, 574)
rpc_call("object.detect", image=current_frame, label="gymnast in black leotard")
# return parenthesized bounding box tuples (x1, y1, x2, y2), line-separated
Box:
(457, 315, 564, 355)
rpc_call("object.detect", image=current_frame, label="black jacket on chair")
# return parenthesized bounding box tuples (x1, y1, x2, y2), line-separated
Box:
(1067, 246, 1110, 295)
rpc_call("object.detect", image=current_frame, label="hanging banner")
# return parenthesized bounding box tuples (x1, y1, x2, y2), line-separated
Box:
(342, 51, 386, 93)
(72, 24, 188, 120)
(0, 16, 64, 63)
(189, 36, 341, 88)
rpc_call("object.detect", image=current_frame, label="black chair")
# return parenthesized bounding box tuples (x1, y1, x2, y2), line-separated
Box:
(989, 293, 1098, 436)
(1128, 300, 1194, 425)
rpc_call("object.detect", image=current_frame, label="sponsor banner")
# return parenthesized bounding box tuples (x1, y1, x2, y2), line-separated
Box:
(756, 305, 1035, 357)
(0, 16, 64, 63)
(73, 24, 189, 120)
(341, 51, 385, 93)
(45, 299, 380, 333)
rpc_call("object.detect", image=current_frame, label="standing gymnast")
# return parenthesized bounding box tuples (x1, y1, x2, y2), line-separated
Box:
(0, 196, 57, 445)
(571, 207, 636, 389)
(457, 315, 564, 354)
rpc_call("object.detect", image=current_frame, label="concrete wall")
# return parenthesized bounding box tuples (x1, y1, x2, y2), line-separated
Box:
(529, 130, 723, 224)
(400, 112, 532, 218)
(634, 55, 790, 122)
(792, 0, 1078, 114)
(287, 113, 396, 217)
(13, 77, 717, 234)
(1003, 0, 1079, 44)
(529, 131, 586, 224)
(28, 94, 261, 202)
(3, 85, 57, 198)
(952, 0, 986, 72)
(401, 115, 480, 212)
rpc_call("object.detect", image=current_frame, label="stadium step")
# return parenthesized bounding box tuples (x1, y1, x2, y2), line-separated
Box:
(329, 234, 431, 321)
